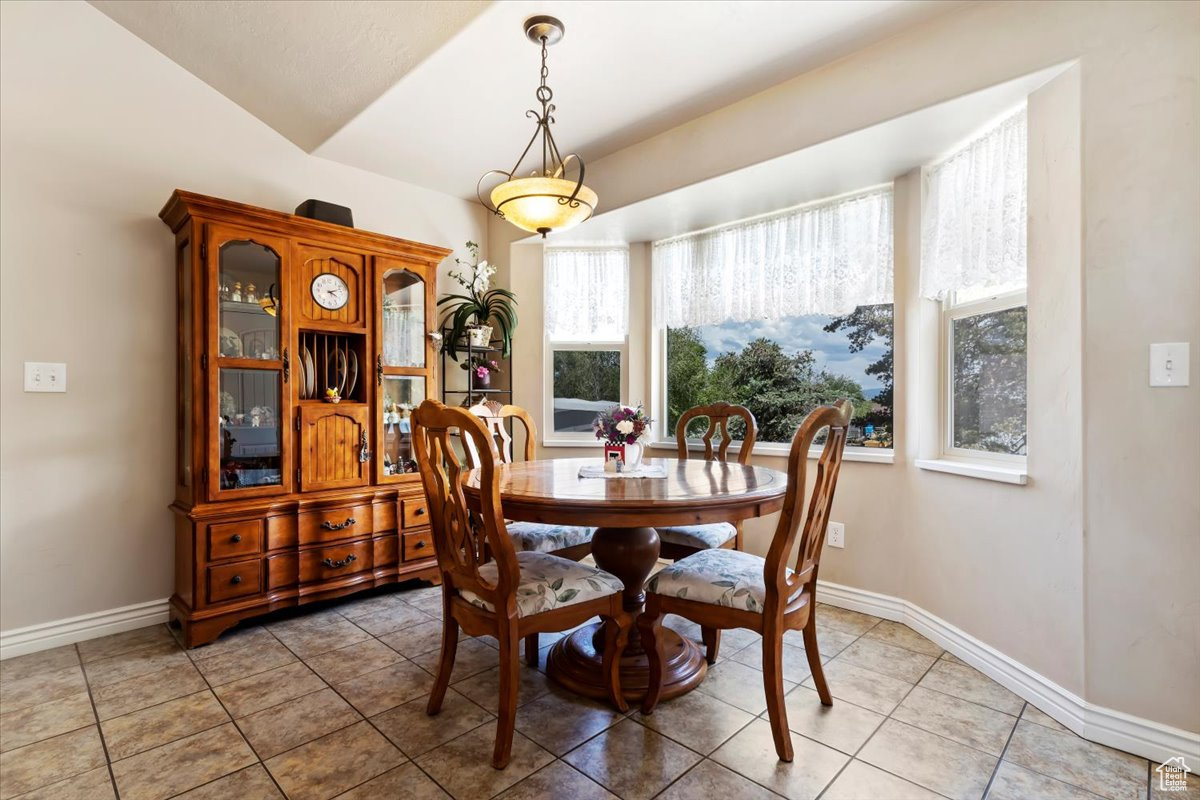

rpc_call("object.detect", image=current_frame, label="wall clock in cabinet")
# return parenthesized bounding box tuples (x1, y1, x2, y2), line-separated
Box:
(294, 243, 365, 330)
(161, 190, 449, 648)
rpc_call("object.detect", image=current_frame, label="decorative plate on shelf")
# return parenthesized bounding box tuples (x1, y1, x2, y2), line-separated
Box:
(327, 349, 348, 396)
(303, 347, 316, 399)
(346, 350, 359, 398)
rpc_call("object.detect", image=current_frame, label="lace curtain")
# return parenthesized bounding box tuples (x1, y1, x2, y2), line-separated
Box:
(653, 189, 893, 328)
(921, 106, 1027, 300)
(544, 247, 629, 341)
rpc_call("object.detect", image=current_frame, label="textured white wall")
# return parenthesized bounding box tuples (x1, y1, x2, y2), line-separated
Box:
(0, 1, 487, 631)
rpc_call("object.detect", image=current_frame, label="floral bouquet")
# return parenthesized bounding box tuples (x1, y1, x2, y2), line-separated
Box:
(594, 404, 650, 445)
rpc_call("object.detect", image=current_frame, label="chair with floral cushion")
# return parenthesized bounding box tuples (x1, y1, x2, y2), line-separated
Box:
(413, 400, 631, 769)
(656, 402, 758, 559)
(463, 400, 597, 664)
(640, 399, 853, 762)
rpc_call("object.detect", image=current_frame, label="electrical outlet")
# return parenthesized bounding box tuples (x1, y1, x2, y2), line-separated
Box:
(826, 521, 845, 549)
(24, 362, 67, 393)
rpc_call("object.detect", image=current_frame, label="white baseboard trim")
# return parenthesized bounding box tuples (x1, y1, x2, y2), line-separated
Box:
(0, 598, 170, 661)
(817, 580, 1200, 765)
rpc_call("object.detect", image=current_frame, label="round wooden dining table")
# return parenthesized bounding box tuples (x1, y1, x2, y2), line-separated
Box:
(467, 456, 788, 702)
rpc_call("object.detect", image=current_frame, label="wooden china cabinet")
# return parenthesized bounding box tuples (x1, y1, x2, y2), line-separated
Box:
(161, 191, 449, 647)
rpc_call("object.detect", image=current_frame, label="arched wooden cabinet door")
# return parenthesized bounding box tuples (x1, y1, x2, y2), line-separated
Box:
(298, 404, 370, 491)
(204, 223, 294, 502)
(373, 256, 436, 484)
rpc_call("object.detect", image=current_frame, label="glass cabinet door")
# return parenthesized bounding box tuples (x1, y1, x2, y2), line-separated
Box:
(219, 240, 281, 361)
(381, 376, 426, 476)
(375, 257, 434, 483)
(380, 268, 426, 368)
(219, 369, 283, 490)
(208, 226, 292, 500)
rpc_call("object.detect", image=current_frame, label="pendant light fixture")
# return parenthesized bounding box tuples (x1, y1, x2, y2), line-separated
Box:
(477, 15, 597, 237)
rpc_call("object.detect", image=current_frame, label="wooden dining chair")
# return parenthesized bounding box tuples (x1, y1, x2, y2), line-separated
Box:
(463, 400, 597, 665)
(464, 400, 595, 561)
(656, 402, 759, 559)
(640, 399, 853, 762)
(412, 400, 632, 769)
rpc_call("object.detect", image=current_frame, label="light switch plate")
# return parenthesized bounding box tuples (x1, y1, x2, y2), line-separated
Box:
(1150, 343, 1189, 388)
(24, 362, 67, 393)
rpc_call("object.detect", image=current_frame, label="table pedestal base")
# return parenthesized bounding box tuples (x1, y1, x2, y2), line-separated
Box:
(545, 524, 707, 702)
(546, 623, 707, 703)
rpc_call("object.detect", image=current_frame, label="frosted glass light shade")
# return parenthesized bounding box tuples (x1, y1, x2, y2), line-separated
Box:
(490, 176, 597, 235)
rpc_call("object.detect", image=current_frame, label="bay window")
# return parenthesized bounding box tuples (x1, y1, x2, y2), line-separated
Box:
(544, 247, 629, 439)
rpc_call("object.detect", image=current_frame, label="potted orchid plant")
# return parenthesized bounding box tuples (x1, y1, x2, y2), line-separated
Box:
(438, 241, 517, 361)
(461, 355, 501, 390)
(594, 404, 651, 468)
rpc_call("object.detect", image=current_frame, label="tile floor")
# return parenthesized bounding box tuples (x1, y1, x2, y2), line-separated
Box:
(0, 582, 1173, 800)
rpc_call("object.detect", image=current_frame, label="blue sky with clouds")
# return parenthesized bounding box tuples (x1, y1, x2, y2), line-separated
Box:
(690, 314, 888, 394)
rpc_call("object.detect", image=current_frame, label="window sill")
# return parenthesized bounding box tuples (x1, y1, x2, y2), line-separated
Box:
(915, 458, 1028, 485)
(542, 438, 603, 449)
(647, 440, 894, 464)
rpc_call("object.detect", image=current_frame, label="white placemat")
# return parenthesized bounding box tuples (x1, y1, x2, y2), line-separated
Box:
(578, 463, 668, 479)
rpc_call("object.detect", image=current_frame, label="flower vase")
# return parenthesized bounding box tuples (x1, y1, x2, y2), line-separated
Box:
(624, 441, 644, 469)
(472, 371, 491, 390)
(604, 441, 644, 469)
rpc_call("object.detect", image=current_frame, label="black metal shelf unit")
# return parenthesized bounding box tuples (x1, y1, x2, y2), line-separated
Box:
(439, 327, 512, 408)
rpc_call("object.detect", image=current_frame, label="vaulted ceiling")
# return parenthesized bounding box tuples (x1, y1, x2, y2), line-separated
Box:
(89, 0, 963, 197)
(89, 0, 491, 151)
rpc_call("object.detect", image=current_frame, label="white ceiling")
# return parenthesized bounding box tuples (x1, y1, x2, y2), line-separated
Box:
(540, 65, 1066, 246)
(88, 0, 490, 152)
(317, 0, 962, 197)
(90, 0, 964, 197)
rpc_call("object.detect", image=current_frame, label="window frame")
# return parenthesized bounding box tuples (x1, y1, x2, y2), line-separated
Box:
(542, 248, 631, 446)
(939, 286, 1029, 465)
(543, 339, 629, 444)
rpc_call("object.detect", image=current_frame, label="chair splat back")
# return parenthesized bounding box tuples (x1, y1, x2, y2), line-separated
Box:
(464, 400, 536, 467)
(764, 400, 854, 606)
(674, 402, 758, 465)
(412, 400, 520, 613)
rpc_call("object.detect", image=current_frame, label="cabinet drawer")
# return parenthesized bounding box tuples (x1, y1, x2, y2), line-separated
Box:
(372, 501, 397, 533)
(267, 553, 298, 590)
(300, 540, 373, 583)
(402, 529, 434, 562)
(373, 534, 399, 569)
(267, 515, 298, 551)
(401, 498, 429, 529)
(208, 560, 262, 603)
(207, 519, 263, 561)
(299, 504, 373, 544)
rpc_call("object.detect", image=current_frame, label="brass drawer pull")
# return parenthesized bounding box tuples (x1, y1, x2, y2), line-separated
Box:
(321, 517, 356, 531)
(231, 575, 243, 585)
(231, 534, 242, 543)
(322, 554, 358, 569)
